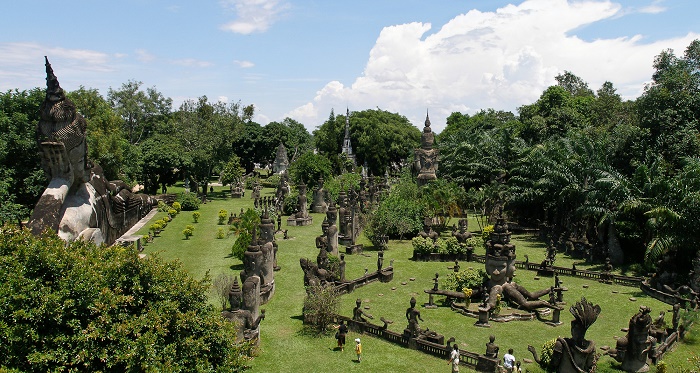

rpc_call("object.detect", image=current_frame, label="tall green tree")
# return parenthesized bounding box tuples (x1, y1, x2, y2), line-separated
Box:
(175, 96, 251, 197)
(0, 88, 45, 222)
(107, 80, 172, 145)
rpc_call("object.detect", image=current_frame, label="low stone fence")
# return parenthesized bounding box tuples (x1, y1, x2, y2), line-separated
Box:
(336, 315, 498, 372)
(640, 281, 692, 308)
(470, 254, 643, 288)
(332, 267, 394, 295)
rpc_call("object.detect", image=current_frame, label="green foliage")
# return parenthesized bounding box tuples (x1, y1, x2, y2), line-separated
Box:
(444, 267, 487, 292)
(192, 211, 201, 223)
(537, 338, 557, 370)
(216, 227, 226, 239)
(177, 192, 200, 211)
(481, 225, 494, 242)
(367, 176, 424, 240)
(412, 236, 434, 255)
(212, 273, 237, 311)
(302, 284, 341, 333)
(168, 208, 178, 216)
(182, 225, 194, 239)
(443, 236, 462, 255)
(465, 236, 482, 251)
(218, 209, 228, 225)
(326, 254, 341, 282)
(288, 151, 332, 187)
(656, 360, 668, 373)
(323, 172, 362, 202)
(220, 155, 243, 187)
(261, 174, 280, 189)
(231, 208, 261, 260)
(0, 226, 253, 372)
(171, 201, 182, 212)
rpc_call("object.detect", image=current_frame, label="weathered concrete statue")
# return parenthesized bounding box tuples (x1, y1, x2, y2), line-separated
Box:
(414, 110, 439, 187)
(28, 57, 155, 245)
(608, 306, 654, 372)
(223, 276, 265, 343)
(528, 297, 601, 372)
(484, 217, 558, 313)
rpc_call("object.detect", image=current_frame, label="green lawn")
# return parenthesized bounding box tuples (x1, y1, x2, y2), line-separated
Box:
(137, 184, 697, 372)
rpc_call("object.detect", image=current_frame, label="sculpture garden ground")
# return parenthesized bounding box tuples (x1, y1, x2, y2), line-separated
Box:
(137, 182, 698, 372)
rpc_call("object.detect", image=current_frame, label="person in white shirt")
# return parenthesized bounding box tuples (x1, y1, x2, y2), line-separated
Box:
(447, 344, 460, 373)
(503, 348, 516, 373)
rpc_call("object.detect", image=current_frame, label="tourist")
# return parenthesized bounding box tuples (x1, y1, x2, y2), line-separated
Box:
(447, 343, 460, 372)
(503, 348, 515, 372)
(333, 320, 348, 351)
(355, 338, 362, 362)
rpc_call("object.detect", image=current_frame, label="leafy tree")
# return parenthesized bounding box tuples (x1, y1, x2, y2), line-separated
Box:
(302, 284, 340, 333)
(107, 80, 173, 145)
(175, 96, 251, 197)
(231, 121, 264, 174)
(140, 134, 190, 194)
(0, 226, 253, 372)
(288, 151, 332, 187)
(0, 88, 45, 221)
(220, 155, 243, 189)
(259, 118, 313, 167)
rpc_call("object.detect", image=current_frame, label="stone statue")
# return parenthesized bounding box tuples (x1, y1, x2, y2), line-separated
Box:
(484, 335, 499, 358)
(608, 305, 654, 372)
(353, 298, 373, 322)
(222, 276, 265, 342)
(484, 216, 559, 313)
(272, 142, 289, 174)
(452, 219, 472, 244)
(339, 253, 347, 282)
(311, 177, 328, 213)
(405, 297, 424, 338)
(28, 57, 156, 245)
(300, 257, 328, 289)
(414, 110, 439, 186)
(377, 251, 384, 271)
(529, 297, 601, 373)
(418, 218, 439, 243)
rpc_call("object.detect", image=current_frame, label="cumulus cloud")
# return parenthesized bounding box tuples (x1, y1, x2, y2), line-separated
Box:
(285, 0, 699, 133)
(219, 0, 289, 34)
(234, 59, 255, 68)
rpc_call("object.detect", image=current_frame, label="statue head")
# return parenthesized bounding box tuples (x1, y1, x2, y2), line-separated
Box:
(569, 297, 601, 344)
(410, 296, 417, 308)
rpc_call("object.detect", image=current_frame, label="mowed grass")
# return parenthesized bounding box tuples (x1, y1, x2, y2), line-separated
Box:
(137, 184, 697, 372)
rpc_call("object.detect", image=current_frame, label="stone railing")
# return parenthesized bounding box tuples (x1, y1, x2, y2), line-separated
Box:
(336, 315, 498, 372)
(640, 281, 692, 308)
(332, 267, 394, 295)
(470, 254, 643, 288)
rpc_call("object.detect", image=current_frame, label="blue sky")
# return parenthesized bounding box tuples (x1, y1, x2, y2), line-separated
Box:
(1, 0, 698, 133)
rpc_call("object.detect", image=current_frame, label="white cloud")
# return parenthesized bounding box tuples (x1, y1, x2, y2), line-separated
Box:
(219, 0, 289, 34)
(218, 95, 229, 103)
(285, 0, 699, 133)
(234, 59, 255, 68)
(135, 49, 156, 63)
(172, 58, 213, 68)
(0, 42, 114, 91)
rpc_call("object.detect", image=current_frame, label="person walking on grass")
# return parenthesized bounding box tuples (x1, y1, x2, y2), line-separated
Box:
(503, 348, 515, 373)
(447, 343, 460, 372)
(333, 320, 348, 351)
(355, 338, 362, 362)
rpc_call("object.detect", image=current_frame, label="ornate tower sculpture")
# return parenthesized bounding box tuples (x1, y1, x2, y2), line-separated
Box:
(415, 110, 439, 186)
(341, 108, 356, 166)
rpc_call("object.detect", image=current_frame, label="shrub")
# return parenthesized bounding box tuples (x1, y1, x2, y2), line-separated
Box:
(244, 176, 260, 190)
(183, 226, 194, 239)
(465, 236, 482, 250)
(177, 192, 200, 211)
(216, 227, 226, 239)
(261, 174, 280, 189)
(482, 224, 494, 242)
(171, 201, 182, 212)
(168, 208, 178, 217)
(303, 284, 340, 333)
(412, 236, 434, 255)
(212, 273, 237, 311)
(539, 338, 558, 368)
(444, 236, 461, 254)
(444, 267, 487, 292)
(192, 211, 201, 223)
(0, 225, 254, 372)
(157, 200, 168, 212)
(326, 254, 340, 281)
(218, 209, 228, 225)
(231, 230, 251, 260)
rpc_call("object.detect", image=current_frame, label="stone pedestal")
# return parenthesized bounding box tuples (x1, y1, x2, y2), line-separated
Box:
(346, 244, 363, 255)
(475, 308, 491, 327)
